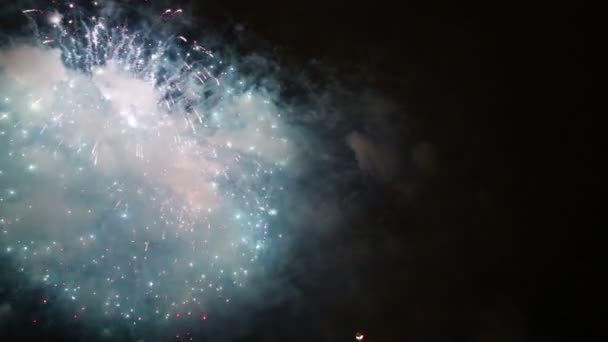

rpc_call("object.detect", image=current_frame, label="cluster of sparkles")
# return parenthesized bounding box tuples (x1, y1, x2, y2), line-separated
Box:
(0, 2, 289, 329)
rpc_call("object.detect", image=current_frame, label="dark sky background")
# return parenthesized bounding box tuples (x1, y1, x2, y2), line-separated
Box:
(0, 0, 599, 341)
(196, 1, 596, 341)
(189, 2, 597, 341)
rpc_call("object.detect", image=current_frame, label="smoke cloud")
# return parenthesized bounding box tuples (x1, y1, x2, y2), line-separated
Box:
(0, 1, 424, 341)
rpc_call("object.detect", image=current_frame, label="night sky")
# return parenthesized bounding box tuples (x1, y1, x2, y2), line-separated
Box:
(0, 1, 599, 341)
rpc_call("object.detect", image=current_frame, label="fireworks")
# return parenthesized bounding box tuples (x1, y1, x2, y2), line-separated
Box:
(1, 1, 290, 330)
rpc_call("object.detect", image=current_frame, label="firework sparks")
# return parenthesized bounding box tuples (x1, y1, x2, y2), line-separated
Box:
(22, 9, 42, 14)
(0, 1, 290, 331)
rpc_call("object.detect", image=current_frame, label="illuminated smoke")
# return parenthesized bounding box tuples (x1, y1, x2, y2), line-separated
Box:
(0, 1, 290, 327)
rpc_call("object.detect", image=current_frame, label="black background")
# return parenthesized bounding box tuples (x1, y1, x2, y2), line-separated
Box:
(196, 1, 599, 341)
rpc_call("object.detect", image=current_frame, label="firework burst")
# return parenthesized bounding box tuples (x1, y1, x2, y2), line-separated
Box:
(0, 1, 290, 331)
